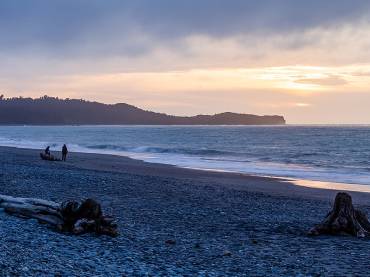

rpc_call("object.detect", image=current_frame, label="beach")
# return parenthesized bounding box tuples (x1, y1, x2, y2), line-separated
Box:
(1, 146, 370, 276)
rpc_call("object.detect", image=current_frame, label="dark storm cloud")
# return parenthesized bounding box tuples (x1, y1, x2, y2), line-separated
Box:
(0, 0, 369, 57)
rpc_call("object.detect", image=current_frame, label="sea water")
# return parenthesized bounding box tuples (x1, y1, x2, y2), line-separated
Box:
(0, 125, 369, 186)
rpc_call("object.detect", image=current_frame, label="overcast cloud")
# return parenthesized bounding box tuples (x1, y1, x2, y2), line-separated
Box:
(1, 1, 370, 123)
(0, 0, 369, 57)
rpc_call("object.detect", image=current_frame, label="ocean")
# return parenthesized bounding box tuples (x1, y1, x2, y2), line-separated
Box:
(0, 125, 369, 186)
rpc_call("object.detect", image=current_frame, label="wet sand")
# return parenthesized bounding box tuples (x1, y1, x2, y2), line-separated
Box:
(65, 147, 370, 203)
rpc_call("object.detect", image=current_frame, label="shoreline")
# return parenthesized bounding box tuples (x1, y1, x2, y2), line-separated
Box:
(2, 145, 370, 275)
(1, 125, 369, 187)
(1, 145, 370, 203)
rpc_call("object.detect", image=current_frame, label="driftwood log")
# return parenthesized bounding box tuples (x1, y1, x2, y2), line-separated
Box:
(40, 153, 60, 161)
(0, 194, 118, 237)
(309, 192, 370, 238)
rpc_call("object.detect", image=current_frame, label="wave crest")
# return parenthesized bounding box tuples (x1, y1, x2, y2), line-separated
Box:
(86, 144, 233, 156)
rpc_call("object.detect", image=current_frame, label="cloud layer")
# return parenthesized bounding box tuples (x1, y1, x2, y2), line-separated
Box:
(1, 0, 369, 58)
(1, 1, 370, 123)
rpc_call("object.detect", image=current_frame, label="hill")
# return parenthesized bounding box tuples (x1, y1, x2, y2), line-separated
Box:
(0, 96, 286, 125)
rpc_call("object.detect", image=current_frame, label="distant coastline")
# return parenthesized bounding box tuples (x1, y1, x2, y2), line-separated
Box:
(0, 96, 286, 125)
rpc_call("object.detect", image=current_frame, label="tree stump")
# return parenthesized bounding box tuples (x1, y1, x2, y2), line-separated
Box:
(308, 192, 370, 238)
(0, 194, 119, 237)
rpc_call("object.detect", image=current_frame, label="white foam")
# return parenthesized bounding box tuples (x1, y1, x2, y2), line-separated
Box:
(0, 136, 369, 187)
(126, 151, 370, 186)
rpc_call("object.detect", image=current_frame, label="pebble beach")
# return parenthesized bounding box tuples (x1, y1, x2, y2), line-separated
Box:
(1, 146, 370, 276)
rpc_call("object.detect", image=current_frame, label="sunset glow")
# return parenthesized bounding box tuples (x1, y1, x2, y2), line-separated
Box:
(1, 1, 370, 123)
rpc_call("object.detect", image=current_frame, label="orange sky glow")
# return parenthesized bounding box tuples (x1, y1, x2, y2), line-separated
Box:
(1, 1, 370, 124)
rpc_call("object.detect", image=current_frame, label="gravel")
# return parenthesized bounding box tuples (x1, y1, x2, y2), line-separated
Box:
(1, 147, 370, 276)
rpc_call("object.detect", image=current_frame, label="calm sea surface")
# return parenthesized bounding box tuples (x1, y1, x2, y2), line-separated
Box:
(0, 125, 369, 185)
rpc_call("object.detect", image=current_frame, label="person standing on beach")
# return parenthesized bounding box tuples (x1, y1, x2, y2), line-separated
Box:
(45, 146, 51, 156)
(62, 144, 68, 161)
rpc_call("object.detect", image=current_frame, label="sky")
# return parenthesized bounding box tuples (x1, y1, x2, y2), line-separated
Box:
(1, 1, 370, 124)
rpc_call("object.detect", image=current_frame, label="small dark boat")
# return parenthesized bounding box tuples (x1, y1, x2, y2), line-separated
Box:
(40, 153, 60, 161)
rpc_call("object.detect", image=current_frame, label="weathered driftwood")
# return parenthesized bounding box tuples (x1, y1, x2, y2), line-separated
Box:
(0, 195, 118, 237)
(308, 192, 370, 238)
(40, 153, 60, 161)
